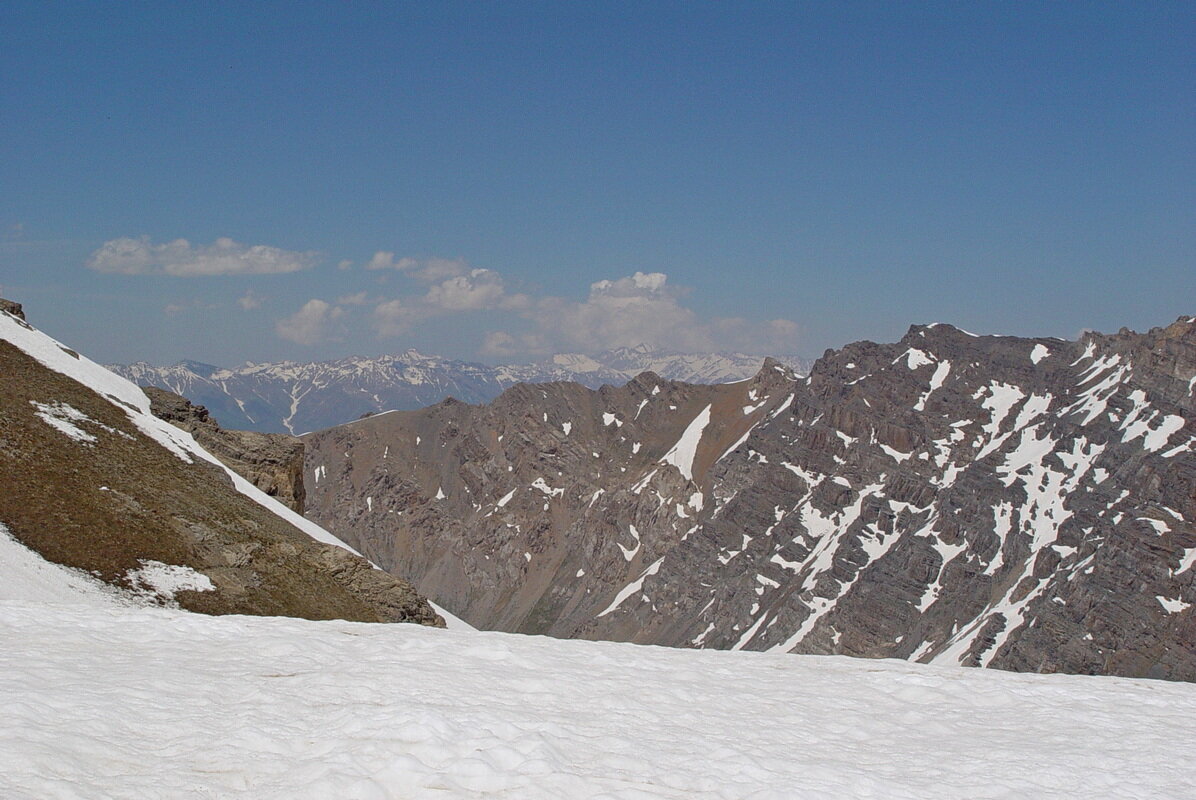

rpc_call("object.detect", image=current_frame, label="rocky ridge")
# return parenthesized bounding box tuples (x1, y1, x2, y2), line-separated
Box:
(304, 317, 1196, 679)
(143, 386, 306, 513)
(0, 300, 442, 627)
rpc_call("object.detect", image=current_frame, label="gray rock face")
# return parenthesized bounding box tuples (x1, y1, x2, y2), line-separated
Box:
(143, 387, 307, 513)
(304, 318, 1196, 679)
(109, 348, 811, 434)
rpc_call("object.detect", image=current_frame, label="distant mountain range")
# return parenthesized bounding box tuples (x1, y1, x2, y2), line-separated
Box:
(108, 347, 812, 434)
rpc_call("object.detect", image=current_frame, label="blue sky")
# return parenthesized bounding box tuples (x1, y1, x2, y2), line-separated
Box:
(1, 2, 1192, 367)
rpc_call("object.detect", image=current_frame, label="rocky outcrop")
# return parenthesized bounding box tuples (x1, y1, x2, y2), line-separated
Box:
(0, 297, 24, 321)
(0, 309, 443, 627)
(143, 387, 306, 513)
(304, 317, 1196, 680)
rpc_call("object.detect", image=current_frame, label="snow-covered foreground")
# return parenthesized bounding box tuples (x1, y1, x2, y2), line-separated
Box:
(3, 538, 1195, 800)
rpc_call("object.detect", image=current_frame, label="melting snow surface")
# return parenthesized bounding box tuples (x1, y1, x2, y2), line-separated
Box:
(0, 524, 116, 606)
(661, 404, 712, 481)
(1158, 596, 1191, 614)
(7, 592, 1190, 800)
(1031, 343, 1051, 364)
(879, 444, 912, 463)
(126, 561, 215, 601)
(31, 401, 100, 443)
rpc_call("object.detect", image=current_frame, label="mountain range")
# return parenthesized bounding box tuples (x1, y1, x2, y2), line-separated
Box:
(108, 347, 812, 435)
(303, 317, 1196, 680)
(4, 296, 1196, 796)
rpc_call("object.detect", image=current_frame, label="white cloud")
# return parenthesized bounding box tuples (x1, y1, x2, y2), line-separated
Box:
(366, 251, 406, 271)
(372, 298, 423, 338)
(480, 331, 519, 357)
(275, 299, 343, 345)
(337, 259, 353, 271)
(87, 236, 317, 276)
(365, 252, 470, 283)
(766, 318, 800, 342)
(336, 291, 370, 306)
(370, 265, 529, 339)
(497, 271, 801, 357)
(414, 258, 469, 283)
(480, 330, 547, 358)
(237, 290, 263, 311)
(522, 272, 714, 353)
(423, 269, 510, 311)
(341, 253, 802, 357)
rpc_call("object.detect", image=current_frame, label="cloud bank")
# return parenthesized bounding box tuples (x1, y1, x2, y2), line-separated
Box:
(87, 236, 318, 276)
(275, 299, 343, 345)
(277, 253, 800, 356)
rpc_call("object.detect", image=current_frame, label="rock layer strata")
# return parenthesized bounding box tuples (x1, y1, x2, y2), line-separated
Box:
(305, 319, 1196, 679)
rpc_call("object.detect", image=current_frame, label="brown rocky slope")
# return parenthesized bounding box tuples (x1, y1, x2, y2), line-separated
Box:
(305, 318, 1196, 679)
(0, 301, 441, 626)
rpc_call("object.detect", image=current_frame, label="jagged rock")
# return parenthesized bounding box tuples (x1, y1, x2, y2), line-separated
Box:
(0, 297, 25, 321)
(304, 316, 1196, 680)
(143, 386, 306, 513)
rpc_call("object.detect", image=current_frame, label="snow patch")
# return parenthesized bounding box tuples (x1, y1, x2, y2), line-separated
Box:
(31, 400, 98, 443)
(914, 360, 951, 411)
(1157, 596, 1190, 614)
(126, 561, 215, 602)
(598, 557, 664, 617)
(530, 477, 564, 498)
(896, 348, 934, 369)
(661, 404, 712, 481)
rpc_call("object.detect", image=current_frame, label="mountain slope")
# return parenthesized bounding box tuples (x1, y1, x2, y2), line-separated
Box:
(304, 318, 1196, 679)
(0, 303, 441, 625)
(110, 347, 811, 434)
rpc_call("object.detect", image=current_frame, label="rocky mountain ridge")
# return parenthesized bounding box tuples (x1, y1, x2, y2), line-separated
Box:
(109, 347, 811, 435)
(0, 300, 441, 626)
(143, 386, 307, 513)
(304, 317, 1196, 679)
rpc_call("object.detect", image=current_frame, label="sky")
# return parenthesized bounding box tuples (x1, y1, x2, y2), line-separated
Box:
(1, 1, 1192, 367)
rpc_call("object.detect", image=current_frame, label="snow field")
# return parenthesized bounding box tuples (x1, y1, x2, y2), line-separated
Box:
(3, 586, 1196, 799)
